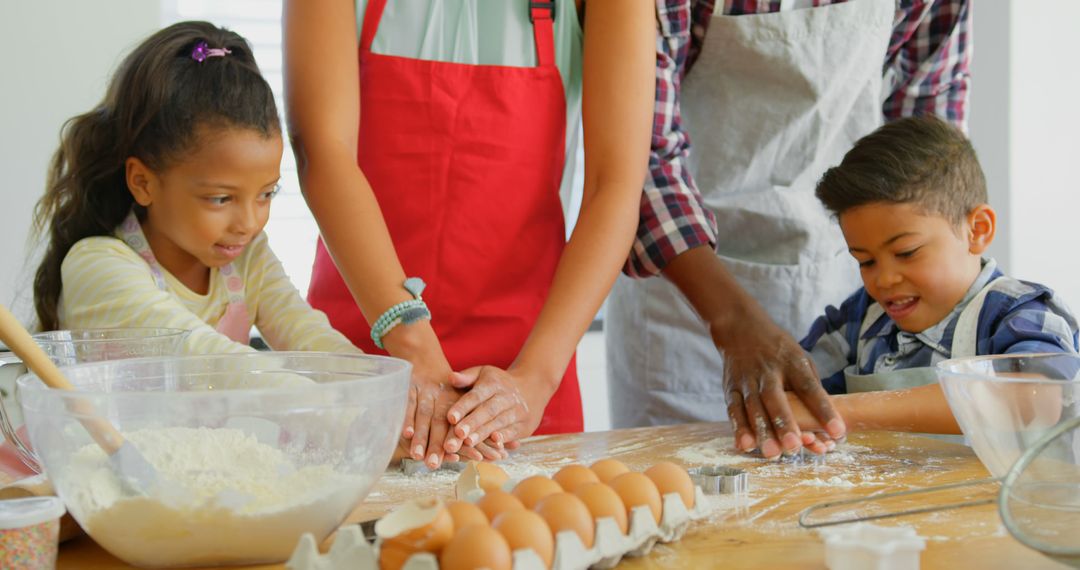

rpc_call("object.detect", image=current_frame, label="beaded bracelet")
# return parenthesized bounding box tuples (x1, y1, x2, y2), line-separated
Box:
(371, 278, 431, 349)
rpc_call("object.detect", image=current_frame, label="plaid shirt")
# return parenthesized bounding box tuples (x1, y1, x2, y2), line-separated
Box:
(799, 259, 1080, 394)
(626, 0, 973, 277)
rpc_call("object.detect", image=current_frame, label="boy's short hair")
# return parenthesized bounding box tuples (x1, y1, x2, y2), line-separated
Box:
(816, 115, 987, 225)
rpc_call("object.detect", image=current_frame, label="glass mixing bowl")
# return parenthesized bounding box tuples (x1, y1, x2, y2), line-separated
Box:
(999, 415, 1080, 568)
(1, 327, 189, 473)
(16, 352, 409, 568)
(936, 353, 1080, 478)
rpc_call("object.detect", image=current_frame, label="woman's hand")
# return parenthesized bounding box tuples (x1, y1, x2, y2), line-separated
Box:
(402, 371, 461, 468)
(383, 323, 463, 469)
(441, 366, 554, 455)
(662, 247, 848, 460)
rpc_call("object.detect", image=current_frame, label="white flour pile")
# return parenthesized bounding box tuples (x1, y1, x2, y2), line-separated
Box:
(64, 426, 369, 567)
(675, 436, 754, 466)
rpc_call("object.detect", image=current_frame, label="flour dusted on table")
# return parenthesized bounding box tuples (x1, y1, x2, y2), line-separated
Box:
(800, 476, 857, 488)
(675, 436, 751, 466)
(63, 427, 369, 567)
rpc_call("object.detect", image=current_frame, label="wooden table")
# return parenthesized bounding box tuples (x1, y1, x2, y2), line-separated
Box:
(57, 422, 1068, 569)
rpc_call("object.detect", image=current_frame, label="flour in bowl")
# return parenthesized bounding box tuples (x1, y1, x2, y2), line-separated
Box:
(63, 426, 370, 568)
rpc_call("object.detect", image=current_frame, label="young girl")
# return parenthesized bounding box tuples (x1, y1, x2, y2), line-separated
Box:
(31, 21, 359, 356)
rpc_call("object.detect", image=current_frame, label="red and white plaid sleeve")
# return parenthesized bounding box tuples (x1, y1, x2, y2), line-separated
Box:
(882, 0, 972, 131)
(624, 0, 718, 278)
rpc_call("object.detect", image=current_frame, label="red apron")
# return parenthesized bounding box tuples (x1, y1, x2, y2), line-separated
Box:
(308, 0, 583, 434)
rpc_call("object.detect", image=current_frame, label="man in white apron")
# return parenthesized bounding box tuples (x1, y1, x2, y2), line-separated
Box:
(607, 0, 972, 457)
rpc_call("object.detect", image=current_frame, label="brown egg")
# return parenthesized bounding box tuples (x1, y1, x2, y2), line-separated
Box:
(476, 462, 510, 492)
(534, 492, 596, 548)
(512, 475, 563, 509)
(589, 458, 630, 483)
(609, 472, 663, 524)
(477, 490, 525, 522)
(492, 509, 554, 567)
(552, 464, 599, 492)
(446, 500, 489, 530)
(375, 497, 454, 570)
(645, 461, 696, 509)
(573, 482, 629, 534)
(440, 524, 513, 570)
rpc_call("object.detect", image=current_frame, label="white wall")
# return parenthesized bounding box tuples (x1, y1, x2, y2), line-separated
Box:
(1006, 1, 1080, 305)
(0, 1, 160, 326)
(967, 0, 1011, 271)
(968, 1, 1080, 307)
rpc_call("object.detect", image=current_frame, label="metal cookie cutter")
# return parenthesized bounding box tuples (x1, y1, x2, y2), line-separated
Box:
(399, 457, 469, 476)
(688, 466, 749, 495)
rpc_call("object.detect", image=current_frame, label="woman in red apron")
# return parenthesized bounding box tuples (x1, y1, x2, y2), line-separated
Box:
(284, 0, 654, 467)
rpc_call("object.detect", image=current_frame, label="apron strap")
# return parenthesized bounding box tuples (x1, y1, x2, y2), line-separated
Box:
(360, 0, 389, 54)
(950, 276, 1007, 358)
(854, 301, 885, 360)
(529, 0, 557, 68)
(118, 209, 246, 308)
(119, 210, 169, 291)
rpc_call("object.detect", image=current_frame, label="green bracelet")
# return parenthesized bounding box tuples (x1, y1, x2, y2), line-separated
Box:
(371, 278, 431, 349)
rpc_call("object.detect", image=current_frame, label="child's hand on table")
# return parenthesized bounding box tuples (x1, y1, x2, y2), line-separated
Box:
(784, 392, 839, 454)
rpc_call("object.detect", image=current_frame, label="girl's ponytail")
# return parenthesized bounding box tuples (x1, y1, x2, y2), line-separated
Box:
(33, 107, 134, 330)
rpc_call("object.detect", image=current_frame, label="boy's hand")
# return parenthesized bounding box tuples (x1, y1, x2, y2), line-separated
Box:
(716, 319, 846, 459)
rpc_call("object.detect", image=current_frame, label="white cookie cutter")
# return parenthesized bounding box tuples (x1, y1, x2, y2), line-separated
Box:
(819, 523, 926, 570)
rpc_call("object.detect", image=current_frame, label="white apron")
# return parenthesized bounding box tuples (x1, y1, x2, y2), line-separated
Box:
(607, 0, 894, 427)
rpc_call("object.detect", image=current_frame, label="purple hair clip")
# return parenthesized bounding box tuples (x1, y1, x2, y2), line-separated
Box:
(191, 41, 231, 63)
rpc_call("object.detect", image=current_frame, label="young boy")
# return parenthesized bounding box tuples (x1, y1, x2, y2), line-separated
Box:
(790, 116, 1078, 435)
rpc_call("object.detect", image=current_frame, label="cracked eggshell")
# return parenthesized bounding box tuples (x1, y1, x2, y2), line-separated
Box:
(644, 461, 695, 510)
(456, 461, 510, 499)
(609, 472, 662, 524)
(375, 497, 454, 570)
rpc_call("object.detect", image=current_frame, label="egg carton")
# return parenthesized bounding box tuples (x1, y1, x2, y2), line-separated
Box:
(287, 486, 711, 570)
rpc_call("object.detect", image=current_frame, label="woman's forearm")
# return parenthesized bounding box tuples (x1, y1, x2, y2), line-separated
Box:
(295, 144, 446, 360)
(284, 0, 443, 362)
(511, 0, 655, 387)
(511, 182, 643, 388)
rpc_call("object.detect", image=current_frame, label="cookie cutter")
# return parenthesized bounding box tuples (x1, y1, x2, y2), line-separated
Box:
(688, 466, 748, 495)
(399, 458, 469, 476)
